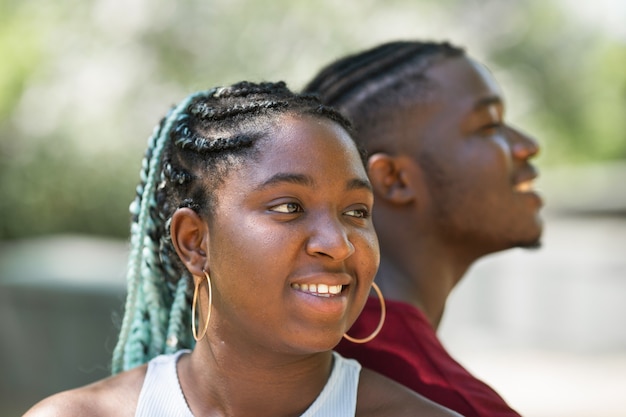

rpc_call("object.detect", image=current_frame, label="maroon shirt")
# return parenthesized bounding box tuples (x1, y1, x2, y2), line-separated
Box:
(336, 298, 521, 417)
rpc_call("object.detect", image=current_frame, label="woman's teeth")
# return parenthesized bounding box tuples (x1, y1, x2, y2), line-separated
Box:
(291, 283, 343, 297)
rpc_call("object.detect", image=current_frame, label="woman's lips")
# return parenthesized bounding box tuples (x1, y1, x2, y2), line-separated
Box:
(291, 283, 344, 297)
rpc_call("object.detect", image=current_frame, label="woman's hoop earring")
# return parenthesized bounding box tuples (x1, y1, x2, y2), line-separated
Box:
(191, 270, 213, 342)
(343, 282, 386, 344)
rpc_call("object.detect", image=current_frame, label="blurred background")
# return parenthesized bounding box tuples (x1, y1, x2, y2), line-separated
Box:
(1, 0, 624, 415)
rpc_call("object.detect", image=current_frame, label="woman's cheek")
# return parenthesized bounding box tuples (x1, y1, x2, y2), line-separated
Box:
(359, 231, 380, 282)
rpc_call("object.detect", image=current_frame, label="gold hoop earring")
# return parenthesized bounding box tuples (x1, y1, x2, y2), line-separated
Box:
(191, 270, 212, 342)
(343, 282, 386, 344)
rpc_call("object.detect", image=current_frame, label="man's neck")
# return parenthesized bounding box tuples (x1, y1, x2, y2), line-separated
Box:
(375, 245, 475, 330)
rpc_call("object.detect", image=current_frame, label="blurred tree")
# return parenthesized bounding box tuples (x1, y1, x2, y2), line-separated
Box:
(486, 1, 626, 163)
(0, 0, 624, 240)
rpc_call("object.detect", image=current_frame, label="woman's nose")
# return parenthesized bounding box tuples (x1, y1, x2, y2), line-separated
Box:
(508, 126, 540, 160)
(305, 214, 355, 261)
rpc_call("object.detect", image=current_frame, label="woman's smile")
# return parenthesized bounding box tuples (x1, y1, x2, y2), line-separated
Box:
(290, 283, 344, 297)
(205, 113, 379, 353)
(288, 271, 353, 318)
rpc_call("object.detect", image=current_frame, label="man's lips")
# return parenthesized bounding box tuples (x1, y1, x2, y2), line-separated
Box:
(514, 179, 535, 193)
(513, 170, 544, 209)
(513, 165, 539, 193)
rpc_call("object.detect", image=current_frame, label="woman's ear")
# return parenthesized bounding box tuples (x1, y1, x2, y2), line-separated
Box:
(170, 207, 209, 277)
(367, 153, 416, 205)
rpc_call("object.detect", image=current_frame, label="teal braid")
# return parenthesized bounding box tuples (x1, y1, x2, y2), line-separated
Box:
(123, 275, 148, 368)
(140, 239, 168, 359)
(111, 122, 162, 374)
(164, 276, 193, 354)
(112, 90, 213, 374)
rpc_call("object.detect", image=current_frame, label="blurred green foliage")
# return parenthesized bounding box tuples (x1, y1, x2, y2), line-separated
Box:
(1, 0, 624, 240)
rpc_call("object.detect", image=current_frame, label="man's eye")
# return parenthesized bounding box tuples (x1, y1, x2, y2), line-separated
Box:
(270, 202, 302, 213)
(481, 123, 503, 134)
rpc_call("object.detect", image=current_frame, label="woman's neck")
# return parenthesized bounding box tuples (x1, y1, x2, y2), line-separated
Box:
(179, 341, 334, 417)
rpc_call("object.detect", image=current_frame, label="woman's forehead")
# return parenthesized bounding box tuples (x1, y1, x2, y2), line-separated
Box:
(264, 114, 361, 165)
(220, 114, 367, 191)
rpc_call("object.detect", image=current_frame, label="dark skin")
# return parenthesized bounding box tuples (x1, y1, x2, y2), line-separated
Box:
(24, 115, 460, 417)
(366, 56, 542, 329)
(21, 365, 456, 417)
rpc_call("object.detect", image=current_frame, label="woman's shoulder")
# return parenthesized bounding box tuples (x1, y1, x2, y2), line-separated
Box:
(357, 368, 463, 417)
(22, 364, 148, 417)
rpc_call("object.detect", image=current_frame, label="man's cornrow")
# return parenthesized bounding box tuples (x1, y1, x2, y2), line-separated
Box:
(303, 40, 464, 118)
(112, 81, 355, 374)
(303, 42, 426, 106)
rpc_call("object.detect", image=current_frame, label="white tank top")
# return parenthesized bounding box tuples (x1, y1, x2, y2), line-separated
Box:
(135, 350, 361, 417)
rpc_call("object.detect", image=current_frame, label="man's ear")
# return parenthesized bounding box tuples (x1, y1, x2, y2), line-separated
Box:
(367, 153, 417, 205)
(170, 207, 209, 277)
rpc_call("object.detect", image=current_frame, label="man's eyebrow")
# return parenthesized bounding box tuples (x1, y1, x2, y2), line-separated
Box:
(474, 96, 503, 110)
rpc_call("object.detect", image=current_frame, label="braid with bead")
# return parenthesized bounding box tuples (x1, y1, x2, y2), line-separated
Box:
(111, 81, 355, 374)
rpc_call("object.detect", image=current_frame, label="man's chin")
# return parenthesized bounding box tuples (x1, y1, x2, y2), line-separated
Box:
(516, 222, 543, 250)
(518, 238, 542, 250)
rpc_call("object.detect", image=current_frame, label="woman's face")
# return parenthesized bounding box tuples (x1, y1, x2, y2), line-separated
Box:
(205, 114, 379, 355)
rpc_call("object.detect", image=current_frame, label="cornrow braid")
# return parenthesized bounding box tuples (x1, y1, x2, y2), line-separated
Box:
(304, 41, 464, 107)
(112, 81, 356, 374)
(303, 41, 464, 151)
(189, 100, 289, 122)
(210, 81, 282, 98)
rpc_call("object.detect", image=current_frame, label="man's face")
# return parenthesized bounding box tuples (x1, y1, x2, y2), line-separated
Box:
(407, 56, 543, 254)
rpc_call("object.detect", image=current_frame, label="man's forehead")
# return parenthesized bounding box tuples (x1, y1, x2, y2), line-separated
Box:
(426, 56, 503, 102)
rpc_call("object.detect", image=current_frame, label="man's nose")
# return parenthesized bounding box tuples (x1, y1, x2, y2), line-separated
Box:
(508, 126, 540, 160)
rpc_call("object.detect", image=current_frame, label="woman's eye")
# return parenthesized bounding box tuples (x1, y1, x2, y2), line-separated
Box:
(270, 202, 302, 214)
(345, 208, 370, 219)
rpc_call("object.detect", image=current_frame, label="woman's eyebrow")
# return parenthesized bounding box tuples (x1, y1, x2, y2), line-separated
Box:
(347, 178, 373, 193)
(255, 173, 372, 193)
(255, 173, 313, 191)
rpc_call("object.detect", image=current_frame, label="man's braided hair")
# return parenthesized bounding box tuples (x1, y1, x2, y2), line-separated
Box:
(303, 41, 465, 152)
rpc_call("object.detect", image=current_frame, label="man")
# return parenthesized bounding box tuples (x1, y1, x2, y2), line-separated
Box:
(304, 41, 543, 417)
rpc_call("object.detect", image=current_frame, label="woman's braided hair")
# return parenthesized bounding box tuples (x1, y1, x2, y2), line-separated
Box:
(111, 81, 356, 374)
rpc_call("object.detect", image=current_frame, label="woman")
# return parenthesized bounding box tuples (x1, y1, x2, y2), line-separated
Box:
(24, 81, 460, 416)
